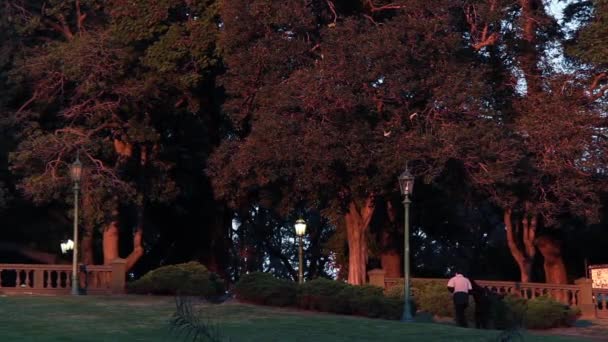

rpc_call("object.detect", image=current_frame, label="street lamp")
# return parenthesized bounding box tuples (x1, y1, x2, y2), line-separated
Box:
(398, 165, 415, 322)
(60, 239, 74, 254)
(294, 218, 307, 284)
(69, 154, 83, 296)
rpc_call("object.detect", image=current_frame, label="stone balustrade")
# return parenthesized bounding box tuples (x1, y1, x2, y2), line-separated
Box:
(0, 259, 126, 295)
(369, 269, 601, 319)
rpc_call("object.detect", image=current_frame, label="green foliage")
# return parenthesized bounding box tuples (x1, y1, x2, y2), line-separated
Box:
(411, 280, 455, 318)
(341, 285, 404, 319)
(169, 296, 225, 342)
(565, 0, 608, 65)
(492, 294, 580, 330)
(128, 262, 224, 297)
(236, 274, 405, 320)
(524, 296, 581, 330)
(492, 295, 528, 330)
(234, 272, 297, 307)
(297, 278, 349, 312)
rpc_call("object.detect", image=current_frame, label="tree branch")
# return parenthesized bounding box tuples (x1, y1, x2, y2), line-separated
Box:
(366, 0, 406, 12)
(504, 209, 526, 266)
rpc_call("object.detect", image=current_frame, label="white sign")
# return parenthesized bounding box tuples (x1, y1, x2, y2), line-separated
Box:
(590, 265, 608, 289)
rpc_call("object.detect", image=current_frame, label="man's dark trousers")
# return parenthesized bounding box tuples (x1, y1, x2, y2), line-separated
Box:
(453, 292, 468, 327)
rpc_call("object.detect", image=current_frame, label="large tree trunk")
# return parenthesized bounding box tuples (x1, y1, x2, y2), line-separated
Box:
(81, 229, 94, 265)
(81, 192, 95, 265)
(519, 0, 545, 95)
(103, 219, 120, 265)
(102, 217, 144, 272)
(380, 201, 401, 278)
(381, 251, 401, 278)
(344, 196, 375, 285)
(504, 208, 536, 282)
(535, 236, 568, 284)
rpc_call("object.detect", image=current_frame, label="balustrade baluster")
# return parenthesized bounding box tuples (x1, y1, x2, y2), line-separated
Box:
(16, 270, 23, 287)
(51, 270, 58, 288)
(24, 270, 30, 287)
(0, 269, 3, 288)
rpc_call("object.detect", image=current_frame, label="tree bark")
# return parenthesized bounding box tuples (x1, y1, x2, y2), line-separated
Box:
(81, 229, 94, 265)
(519, 0, 544, 94)
(380, 200, 401, 277)
(504, 208, 536, 282)
(381, 251, 401, 278)
(102, 220, 120, 265)
(81, 191, 95, 265)
(535, 236, 568, 284)
(344, 196, 375, 285)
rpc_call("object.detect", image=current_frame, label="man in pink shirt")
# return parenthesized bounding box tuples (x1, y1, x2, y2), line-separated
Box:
(447, 272, 472, 327)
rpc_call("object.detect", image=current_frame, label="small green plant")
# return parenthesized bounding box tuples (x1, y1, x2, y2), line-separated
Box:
(169, 296, 227, 342)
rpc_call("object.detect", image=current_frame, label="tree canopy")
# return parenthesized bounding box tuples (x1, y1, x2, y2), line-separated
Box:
(1, 0, 608, 285)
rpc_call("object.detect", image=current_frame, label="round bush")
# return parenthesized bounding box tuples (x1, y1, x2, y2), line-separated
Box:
(127, 261, 224, 297)
(524, 296, 581, 329)
(234, 272, 297, 307)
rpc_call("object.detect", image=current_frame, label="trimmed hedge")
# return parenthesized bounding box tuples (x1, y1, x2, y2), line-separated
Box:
(234, 272, 297, 307)
(236, 273, 409, 320)
(234, 273, 580, 328)
(127, 262, 224, 297)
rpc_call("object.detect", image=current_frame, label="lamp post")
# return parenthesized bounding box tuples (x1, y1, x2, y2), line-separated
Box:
(69, 154, 83, 295)
(398, 165, 415, 322)
(294, 218, 307, 284)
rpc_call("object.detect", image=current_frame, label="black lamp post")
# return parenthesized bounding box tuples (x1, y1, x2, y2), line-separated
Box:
(294, 218, 307, 284)
(69, 154, 83, 296)
(398, 165, 415, 322)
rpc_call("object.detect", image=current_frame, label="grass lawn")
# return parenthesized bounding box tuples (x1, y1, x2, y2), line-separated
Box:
(0, 295, 590, 341)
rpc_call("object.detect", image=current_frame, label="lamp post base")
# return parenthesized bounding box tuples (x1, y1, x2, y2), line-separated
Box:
(71, 275, 80, 296)
(401, 311, 414, 322)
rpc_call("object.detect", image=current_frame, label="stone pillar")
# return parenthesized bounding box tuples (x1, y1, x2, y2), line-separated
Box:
(367, 269, 386, 289)
(110, 258, 127, 295)
(34, 269, 45, 289)
(575, 278, 596, 319)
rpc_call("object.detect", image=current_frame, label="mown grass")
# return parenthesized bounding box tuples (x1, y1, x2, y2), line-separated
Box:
(0, 295, 589, 341)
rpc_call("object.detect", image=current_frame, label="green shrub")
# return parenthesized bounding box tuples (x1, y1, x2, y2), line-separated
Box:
(234, 272, 297, 307)
(297, 278, 348, 312)
(127, 262, 224, 297)
(524, 296, 581, 329)
(412, 281, 454, 317)
(492, 294, 527, 329)
(384, 283, 405, 300)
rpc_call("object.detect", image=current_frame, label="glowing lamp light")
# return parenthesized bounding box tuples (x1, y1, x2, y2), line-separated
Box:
(60, 239, 74, 254)
(294, 219, 307, 236)
(70, 155, 83, 183)
(398, 166, 415, 196)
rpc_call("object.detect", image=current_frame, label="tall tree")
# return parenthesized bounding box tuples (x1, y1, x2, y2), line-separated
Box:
(414, 0, 608, 283)
(6, 0, 221, 271)
(210, 0, 488, 284)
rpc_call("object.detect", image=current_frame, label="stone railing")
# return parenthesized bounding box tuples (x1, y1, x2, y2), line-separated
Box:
(0, 259, 127, 295)
(594, 288, 608, 319)
(368, 269, 599, 319)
